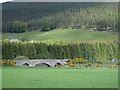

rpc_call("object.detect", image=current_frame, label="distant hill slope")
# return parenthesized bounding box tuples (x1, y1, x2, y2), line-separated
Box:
(2, 2, 101, 22)
(2, 30, 118, 41)
(2, 2, 118, 32)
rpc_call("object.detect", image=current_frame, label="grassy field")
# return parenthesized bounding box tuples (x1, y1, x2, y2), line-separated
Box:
(2, 30, 118, 41)
(2, 66, 118, 88)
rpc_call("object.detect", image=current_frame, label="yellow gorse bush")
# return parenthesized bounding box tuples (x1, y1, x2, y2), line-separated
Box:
(2, 60, 7, 65)
(69, 63, 75, 67)
(9, 61, 16, 66)
(67, 58, 89, 67)
(96, 64, 100, 67)
(2, 60, 16, 66)
(88, 62, 92, 65)
(55, 65, 63, 67)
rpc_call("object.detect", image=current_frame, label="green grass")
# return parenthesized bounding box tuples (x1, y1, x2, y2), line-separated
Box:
(2, 66, 118, 88)
(2, 30, 118, 41)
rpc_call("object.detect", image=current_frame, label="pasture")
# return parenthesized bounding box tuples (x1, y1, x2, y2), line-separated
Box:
(2, 66, 118, 88)
(2, 30, 118, 41)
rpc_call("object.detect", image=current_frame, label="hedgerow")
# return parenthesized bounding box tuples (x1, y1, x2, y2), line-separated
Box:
(2, 40, 119, 61)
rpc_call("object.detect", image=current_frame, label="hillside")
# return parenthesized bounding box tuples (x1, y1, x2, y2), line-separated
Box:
(2, 2, 118, 33)
(2, 2, 102, 22)
(2, 30, 118, 42)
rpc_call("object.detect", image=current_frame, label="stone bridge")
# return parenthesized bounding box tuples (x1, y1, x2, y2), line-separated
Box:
(15, 59, 68, 67)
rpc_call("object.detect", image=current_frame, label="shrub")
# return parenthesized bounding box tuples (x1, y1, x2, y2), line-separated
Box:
(68, 63, 75, 67)
(14, 56, 29, 60)
(9, 60, 16, 66)
(42, 26, 51, 31)
(41, 22, 52, 31)
(96, 60, 102, 64)
(67, 58, 88, 67)
(96, 64, 100, 67)
(55, 65, 63, 67)
(88, 62, 92, 67)
(75, 58, 87, 63)
(2, 60, 16, 66)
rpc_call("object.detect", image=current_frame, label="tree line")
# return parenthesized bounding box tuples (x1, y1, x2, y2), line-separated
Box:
(2, 21, 28, 33)
(2, 40, 119, 61)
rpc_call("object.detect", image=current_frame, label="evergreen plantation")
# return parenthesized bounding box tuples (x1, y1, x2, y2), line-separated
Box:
(2, 2, 118, 33)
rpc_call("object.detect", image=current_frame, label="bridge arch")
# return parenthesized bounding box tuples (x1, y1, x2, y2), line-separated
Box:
(34, 63, 51, 67)
(55, 62, 62, 65)
(54, 62, 62, 67)
(22, 63, 29, 66)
